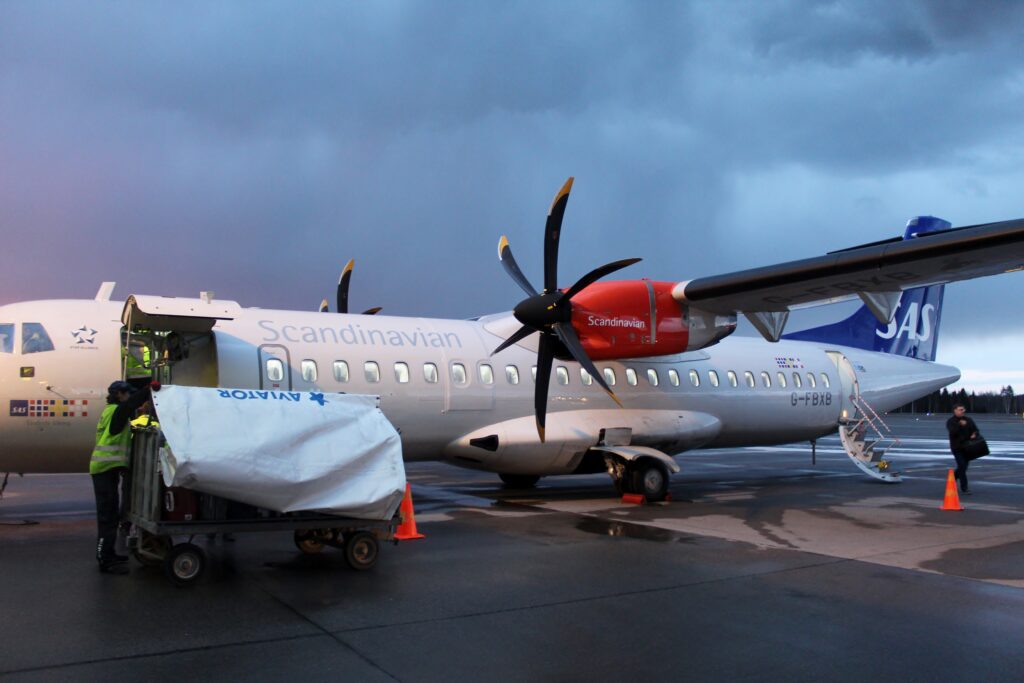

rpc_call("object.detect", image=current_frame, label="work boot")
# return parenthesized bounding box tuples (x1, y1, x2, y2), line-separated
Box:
(99, 562, 130, 575)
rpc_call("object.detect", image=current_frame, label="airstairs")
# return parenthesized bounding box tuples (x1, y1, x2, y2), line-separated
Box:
(837, 394, 902, 483)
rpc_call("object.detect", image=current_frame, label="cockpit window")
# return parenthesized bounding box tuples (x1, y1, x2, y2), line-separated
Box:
(22, 323, 54, 354)
(0, 324, 12, 353)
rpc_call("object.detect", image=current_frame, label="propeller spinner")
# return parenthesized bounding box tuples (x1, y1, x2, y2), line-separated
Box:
(492, 177, 641, 441)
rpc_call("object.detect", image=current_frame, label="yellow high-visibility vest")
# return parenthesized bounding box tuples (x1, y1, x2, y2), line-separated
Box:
(91, 404, 131, 475)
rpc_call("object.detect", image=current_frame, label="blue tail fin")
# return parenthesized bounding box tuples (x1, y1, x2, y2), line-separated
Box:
(781, 216, 949, 361)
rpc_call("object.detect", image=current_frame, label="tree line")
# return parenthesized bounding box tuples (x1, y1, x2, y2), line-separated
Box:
(892, 386, 1021, 414)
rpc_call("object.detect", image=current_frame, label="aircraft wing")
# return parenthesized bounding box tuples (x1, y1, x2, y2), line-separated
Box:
(673, 217, 1024, 336)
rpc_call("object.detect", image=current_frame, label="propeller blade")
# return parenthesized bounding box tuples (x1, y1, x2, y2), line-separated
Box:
(337, 259, 355, 314)
(534, 334, 555, 442)
(499, 236, 538, 297)
(561, 257, 643, 302)
(491, 324, 535, 356)
(543, 177, 573, 293)
(553, 322, 622, 407)
(361, 307, 382, 315)
(318, 298, 329, 313)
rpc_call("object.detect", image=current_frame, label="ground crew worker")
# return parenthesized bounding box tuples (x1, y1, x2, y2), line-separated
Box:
(91, 380, 156, 574)
(122, 335, 152, 389)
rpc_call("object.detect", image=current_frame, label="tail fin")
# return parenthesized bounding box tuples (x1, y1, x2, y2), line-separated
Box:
(781, 216, 949, 361)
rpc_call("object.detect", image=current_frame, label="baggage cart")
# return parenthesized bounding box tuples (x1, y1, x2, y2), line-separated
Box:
(126, 426, 400, 586)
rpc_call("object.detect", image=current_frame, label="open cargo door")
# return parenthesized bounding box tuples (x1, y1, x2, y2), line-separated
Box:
(121, 295, 242, 387)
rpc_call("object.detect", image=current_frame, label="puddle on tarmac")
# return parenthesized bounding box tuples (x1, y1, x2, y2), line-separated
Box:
(575, 516, 693, 543)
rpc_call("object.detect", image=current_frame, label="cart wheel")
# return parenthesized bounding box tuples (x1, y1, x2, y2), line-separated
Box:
(344, 531, 379, 571)
(294, 530, 326, 555)
(164, 543, 206, 586)
(133, 532, 171, 567)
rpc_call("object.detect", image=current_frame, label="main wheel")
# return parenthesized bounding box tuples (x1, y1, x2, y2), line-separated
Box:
(294, 529, 326, 555)
(631, 461, 670, 502)
(164, 543, 206, 586)
(344, 531, 380, 571)
(133, 532, 171, 567)
(499, 473, 541, 488)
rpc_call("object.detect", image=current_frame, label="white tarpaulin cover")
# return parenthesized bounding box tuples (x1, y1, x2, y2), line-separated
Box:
(152, 386, 405, 520)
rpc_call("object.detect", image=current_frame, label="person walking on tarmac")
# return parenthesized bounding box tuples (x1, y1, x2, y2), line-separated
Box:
(91, 379, 158, 574)
(947, 403, 978, 495)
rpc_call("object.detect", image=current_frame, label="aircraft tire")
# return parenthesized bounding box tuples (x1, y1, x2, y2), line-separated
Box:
(631, 460, 670, 502)
(499, 473, 541, 488)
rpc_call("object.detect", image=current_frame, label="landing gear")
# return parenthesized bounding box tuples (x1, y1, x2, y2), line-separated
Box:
(499, 473, 541, 488)
(608, 459, 670, 502)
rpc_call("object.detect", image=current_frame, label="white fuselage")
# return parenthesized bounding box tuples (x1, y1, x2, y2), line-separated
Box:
(0, 298, 959, 474)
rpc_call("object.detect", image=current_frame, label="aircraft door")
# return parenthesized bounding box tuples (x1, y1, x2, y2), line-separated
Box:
(259, 344, 292, 390)
(825, 351, 859, 420)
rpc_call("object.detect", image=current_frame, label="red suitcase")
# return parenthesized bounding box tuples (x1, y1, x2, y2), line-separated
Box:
(163, 487, 200, 521)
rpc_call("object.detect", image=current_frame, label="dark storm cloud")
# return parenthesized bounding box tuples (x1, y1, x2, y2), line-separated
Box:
(2, 0, 1024, 369)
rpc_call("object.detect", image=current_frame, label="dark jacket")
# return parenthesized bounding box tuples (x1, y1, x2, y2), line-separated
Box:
(946, 414, 978, 452)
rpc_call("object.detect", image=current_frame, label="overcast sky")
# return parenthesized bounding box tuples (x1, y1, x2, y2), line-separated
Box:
(2, 1, 1024, 392)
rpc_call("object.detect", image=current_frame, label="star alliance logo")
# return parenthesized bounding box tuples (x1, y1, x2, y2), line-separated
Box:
(71, 325, 97, 345)
(309, 392, 326, 406)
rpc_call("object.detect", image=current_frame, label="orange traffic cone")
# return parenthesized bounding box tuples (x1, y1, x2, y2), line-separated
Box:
(941, 469, 963, 511)
(395, 483, 425, 540)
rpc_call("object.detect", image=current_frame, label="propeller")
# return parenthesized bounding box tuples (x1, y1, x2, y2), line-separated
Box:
(318, 259, 382, 315)
(492, 177, 641, 441)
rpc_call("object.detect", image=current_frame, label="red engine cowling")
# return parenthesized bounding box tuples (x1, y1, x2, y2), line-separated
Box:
(569, 280, 688, 360)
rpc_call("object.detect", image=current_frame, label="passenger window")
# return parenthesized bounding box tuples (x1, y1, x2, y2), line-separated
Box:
(580, 368, 593, 386)
(647, 369, 659, 386)
(0, 323, 13, 353)
(22, 322, 54, 354)
(668, 369, 680, 387)
(603, 367, 617, 387)
(333, 361, 349, 383)
(625, 368, 638, 386)
(505, 365, 519, 385)
(744, 371, 755, 388)
(793, 372, 802, 388)
(394, 362, 410, 383)
(301, 360, 318, 382)
(479, 364, 494, 385)
(727, 370, 738, 387)
(776, 372, 786, 388)
(266, 359, 284, 382)
(807, 372, 816, 388)
(709, 370, 720, 387)
(556, 366, 569, 385)
(688, 369, 700, 387)
(423, 362, 439, 383)
(364, 361, 381, 383)
(820, 373, 831, 388)
(761, 371, 771, 388)
(451, 362, 468, 385)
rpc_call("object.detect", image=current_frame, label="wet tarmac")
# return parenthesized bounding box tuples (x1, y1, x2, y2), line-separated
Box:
(2, 414, 1023, 681)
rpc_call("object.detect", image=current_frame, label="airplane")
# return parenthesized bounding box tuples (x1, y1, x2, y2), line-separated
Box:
(3, 178, 1024, 502)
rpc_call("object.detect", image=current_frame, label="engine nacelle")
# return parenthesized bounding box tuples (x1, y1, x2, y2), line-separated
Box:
(569, 280, 736, 360)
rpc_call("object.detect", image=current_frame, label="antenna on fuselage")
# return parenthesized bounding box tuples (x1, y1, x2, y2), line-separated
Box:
(95, 282, 116, 302)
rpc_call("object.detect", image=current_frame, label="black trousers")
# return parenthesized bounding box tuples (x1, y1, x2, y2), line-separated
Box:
(952, 450, 970, 492)
(91, 468, 125, 564)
